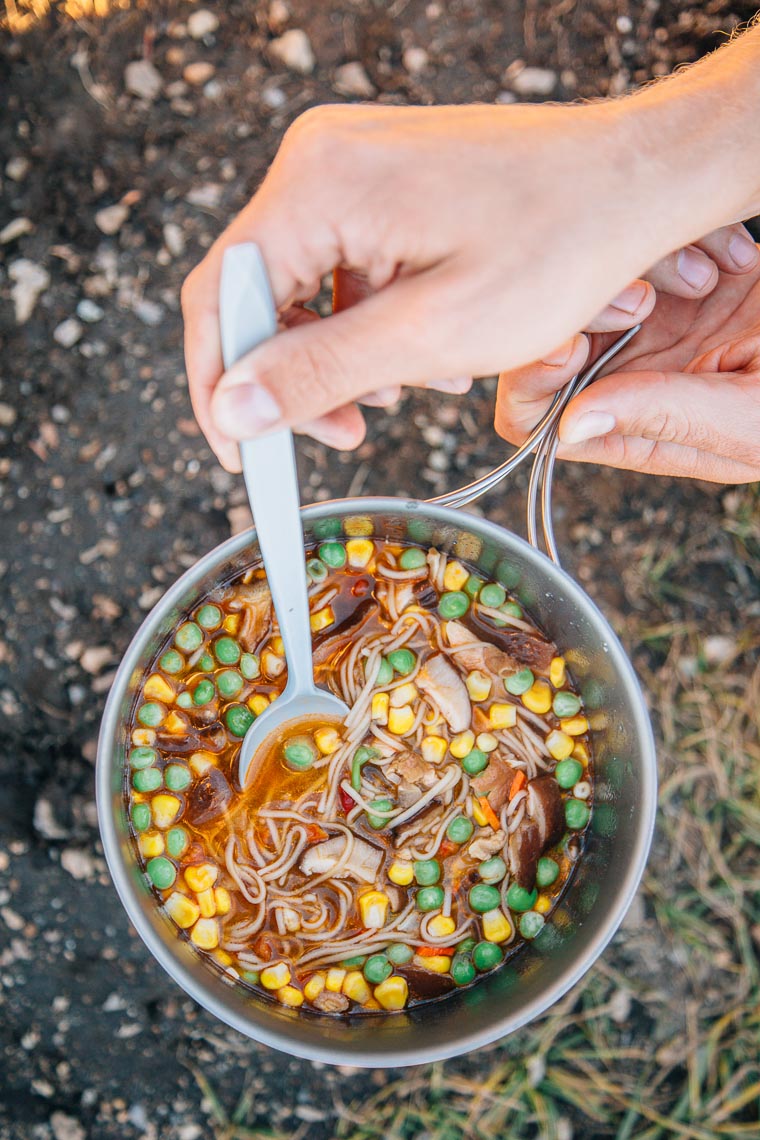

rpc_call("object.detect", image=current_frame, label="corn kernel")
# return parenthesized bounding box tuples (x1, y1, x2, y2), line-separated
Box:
(190, 917, 220, 950)
(359, 890, 389, 929)
(472, 706, 490, 733)
(371, 693, 389, 725)
(164, 892, 200, 929)
(443, 560, 470, 591)
(489, 703, 517, 730)
(390, 682, 418, 708)
(522, 680, 553, 715)
(151, 793, 182, 830)
(549, 656, 567, 688)
(310, 606, 335, 633)
(144, 673, 175, 703)
(138, 831, 164, 858)
(269, 635, 284, 655)
(412, 953, 452, 973)
(466, 670, 492, 702)
(304, 973, 326, 1002)
(261, 961, 291, 990)
(214, 888, 231, 915)
(325, 967, 346, 993)
(315, 726, 341, 755)
(476, 732, 499, 753)
(261, 650, 286, 677)
(132, 728, 156, 747)
(343, 970, 372, 1004)
(546, 729, 574, 761)
(184, 863, 219, 893)
(363, 998, 382, 1011)
(535, 894, 552, 915)
(421, 735, 447, 764)
(572, 741, 590, 766)
(388, 705, 415, 735)
(472, 799, 488, 827)
(374, 975, 409, 1010)
(388, 860, 414, 887)
(482, 908, 512, 943)
(213, 949, 233, 967)
(164, 711, 188, 735)
(277, 985, 304, 1007)
(344, 515, 373, 536)
(197, 888, 217, 918)
(561, 715, 589, 737)
(248, 694, 270, 716)
(223, 613, 241, 634)
(345, 538, 374, 568)
(450, 730, 476, 759)
(428, 914, 456, 938)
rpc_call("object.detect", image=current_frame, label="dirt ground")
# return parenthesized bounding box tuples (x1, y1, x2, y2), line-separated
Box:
(1, 1, 760, 1138)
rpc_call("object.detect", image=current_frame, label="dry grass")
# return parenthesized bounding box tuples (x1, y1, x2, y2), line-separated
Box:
(2, 0, 137, 33)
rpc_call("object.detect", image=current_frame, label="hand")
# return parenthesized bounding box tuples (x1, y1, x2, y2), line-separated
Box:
(495, 232, 760, 483)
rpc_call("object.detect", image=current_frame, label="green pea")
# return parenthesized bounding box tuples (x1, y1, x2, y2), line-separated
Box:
(504, 668, 534, 696)
(407, 519, 432, 544)
(240, 653, 260, 680)
(367, 797, 394, 829)
(363, 954, 392, 984)
(553, 691, 582, 718)
(176, 691, 193, 709)
(165, 764, 191, 792)
(226, 705, 254, 737)
(451, 955, 476, 987)
(306, 558, 328, 584)
(519, 911, 545, 939)
(137, 702, 164, 727)
(313, 517, 342, 539)
(473, 941, 504, 972)
(197, 604, 222, 630)
(351, 745, 378, 791)
(133, 767, 162, 793)
(506, 883, 538, 912)
(480, 583, 506, 608)
(464, 575, 484, 599)
(387, 943, 414, 965)
(214, 637, 241, 665)
(446, 815, 474, 844)
(416, 886, 445, 912)
(555, 758, 584, 789)
(318, 541, 346, 569)
(500, 602, 523, 619)
(131, 803, 151, 832)
(438, 591, 470, 620)
(217, 669, 243, 699)
(175, 622, 203, 652)
(469, 883, 502, 913)
(129, 746, 157, 770)
(283, 741, 315, 771)
(536, 857, 560, 888)
(146, 856, 176, 890)
(340, 955, 367, 968)
(457, 937, 476, 954)
(478, 856, 507, 884)
(192, 680, 215, 707)
(198, 652, 215, 673)
(374, 656, 393, 686)
(565, 798, 590, 829)
(240, 969, 260, 985)
(461, 749, 489, 776)
(399, 547, 428, 570)
(388, 648, 416, 676)
(414, 859, 441, 886)
(159, 650, 184, 675)
(166, 827, 189, 858)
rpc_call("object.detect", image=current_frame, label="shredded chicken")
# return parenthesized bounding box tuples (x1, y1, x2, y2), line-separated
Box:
(468, 829, 507, 861)
(225, 581, 272, 652)
(416, 653, 471, 732)
(299, 835, 382, 883)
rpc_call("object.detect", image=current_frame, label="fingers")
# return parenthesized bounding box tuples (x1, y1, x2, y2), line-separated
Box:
(645, 226, 759, 300)
(495, 334, 590, 444)
(692, 223, 759, 276)
(585, 280, 656, 333)
(553, 433, 760, 483)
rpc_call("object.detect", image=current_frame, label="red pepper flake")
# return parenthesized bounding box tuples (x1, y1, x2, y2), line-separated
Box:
(339, 787, 354, 814)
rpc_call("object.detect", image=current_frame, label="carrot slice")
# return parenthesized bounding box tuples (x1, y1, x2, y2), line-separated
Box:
(508, 771, 526, 800)
(416, 945, 455, 957)
(477, 795, 501, 831)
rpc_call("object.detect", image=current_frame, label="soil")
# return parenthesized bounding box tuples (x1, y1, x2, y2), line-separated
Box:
(1, 2, 759, 1138)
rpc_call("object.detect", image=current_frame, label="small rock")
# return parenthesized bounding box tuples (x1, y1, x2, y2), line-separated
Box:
(51, 1112, 86, 1140)
(8, 258, 50, 323)
(76, 299, 104, 323)
(187, 9, 219, 38)
(163, 222, 185, 257)
(334, 61, 375, 98)
(268, 0, 289, 30)
(0, 404, 17, 427)
(53, 318, 83, 348)
(33, 798, 68, 840)
(509, 65, 557, 96)
(183, 61, 215, 86)
(125, 59, 163, 101)
(0, 217, 33, 244)
(269, 29, 315, 75)
(203, 79, 223, 100)
(609, 987, 632, 1023)
(95, 202, 129, 235)
(133, 299, 164, 326)
(186, 183, 222, 209)
(703, 635, 736, 666)
(165, 79, 188, 98)
(5, 156, 30, 181)
(227, 504, 253, 536)
(79, 645, 113, 674)
(403, 46, 429, 74)
(60, 849, 94, 881)
(617, 15, 633, 33)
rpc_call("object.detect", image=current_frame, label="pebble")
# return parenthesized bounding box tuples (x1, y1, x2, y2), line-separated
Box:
(8, 258, 50, 323)
(0, 217, 33, 244)
(50, 1112, 86, 1140)
(334, 61, 375, 98)
(703, 634, 736, 666)
(5, 155, 30, 181)
(183, 61, 215, 86)
(187, 9, 219, 38)
(609, 987, 632, 1023)
(268, 0, 289, 30)
(163, 222, 185, 257)
(133, 299, 164, 326)
(79, 645, 113, 674)
(124, 59, 163, 101)
(34, 798, 69, 840)
(403, 46, 429, 74)
(186, 183, 222, 209)
(60, 849, 94, 881)
(53, 318, 83, 348)
(76, 299, 104, 323)
(95, 202, 129, 235)
(0, 403, 17, 427)
(269, 29, 315, 75)
(509, 65, 557, 96)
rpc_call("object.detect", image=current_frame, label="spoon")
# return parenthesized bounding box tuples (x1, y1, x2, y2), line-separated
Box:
(219, 243, 349, 788)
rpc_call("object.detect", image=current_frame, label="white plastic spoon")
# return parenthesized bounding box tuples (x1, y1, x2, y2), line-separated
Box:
(219, 243, 348, 788)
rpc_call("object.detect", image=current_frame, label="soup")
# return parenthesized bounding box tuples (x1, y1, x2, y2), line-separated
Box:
(124, 539, 592, 1013)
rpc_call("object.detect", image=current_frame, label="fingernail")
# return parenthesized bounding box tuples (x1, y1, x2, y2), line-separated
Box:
(609, 281, 649, 315)
(728, 232, 759, 269)
(431, 376, 472, 394)
(541, 339, 575, 368)
(215, 384, 282, 437)
(561, 410, 616, 444)
(677, 246, 714, 290)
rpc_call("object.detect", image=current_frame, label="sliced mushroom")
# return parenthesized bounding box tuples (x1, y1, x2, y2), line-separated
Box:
(527, 775, 565, 849)
(313, 990, 350, 1013)
(508, 820, 542, 890)
(499, 631, 556, 675)
(312, 597, 375, 671)
(468, 828, 507, 862)
(470, 752, 517, 815)
(225, 580, 273, 652)
(397, 781, 423, 809)
(399, 964, 455, 1000)
(299, 835, 383, 884)
(184, 767, 233, 827)
(416, 653, 471, 732)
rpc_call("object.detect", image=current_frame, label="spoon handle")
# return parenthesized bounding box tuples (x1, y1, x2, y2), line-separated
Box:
(219, 243, 314, 697)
